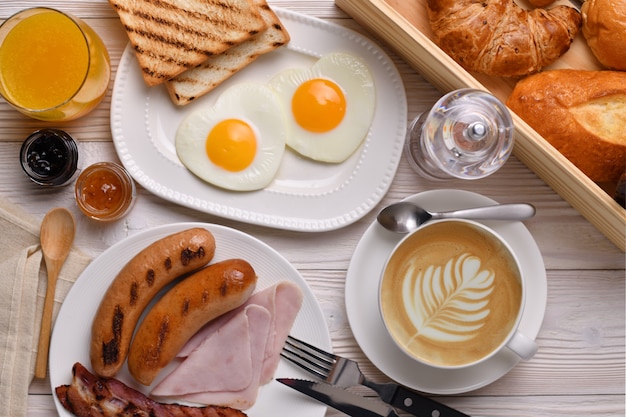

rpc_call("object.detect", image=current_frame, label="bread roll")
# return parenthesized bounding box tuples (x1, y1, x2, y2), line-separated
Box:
(506, 70, 626, 183)
(426, 0, 582, 77)
(582, 0, 626, 70)
(527, 0, 557, 7)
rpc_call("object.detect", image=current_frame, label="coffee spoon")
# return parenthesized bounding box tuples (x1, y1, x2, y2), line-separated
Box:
(377, 201, 536, 233)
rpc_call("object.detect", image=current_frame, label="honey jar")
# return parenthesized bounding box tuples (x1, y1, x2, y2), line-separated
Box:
(75, 162, 136, 221)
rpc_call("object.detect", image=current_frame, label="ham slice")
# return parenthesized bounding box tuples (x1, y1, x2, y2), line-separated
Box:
(178, 281, 303, 362)
(155, 304, 272, 409)
(258, 281, 303, 384)
(176, 308, 237, 358)
(151, 281, 304, 410)
(151, 305, 263, 396)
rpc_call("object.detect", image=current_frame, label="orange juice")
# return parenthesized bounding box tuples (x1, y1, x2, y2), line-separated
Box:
(0, 11, 88, 109)
(0, 8, 110, 121)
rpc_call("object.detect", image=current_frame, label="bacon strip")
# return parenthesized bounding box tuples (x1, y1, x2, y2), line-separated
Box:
(55, 362, 248, 417)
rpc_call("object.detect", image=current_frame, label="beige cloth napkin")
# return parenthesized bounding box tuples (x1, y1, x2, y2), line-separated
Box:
(0, 197, 91, 417)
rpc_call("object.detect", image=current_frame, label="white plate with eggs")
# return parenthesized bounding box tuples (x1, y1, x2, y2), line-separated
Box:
(110, 8, 407, 231)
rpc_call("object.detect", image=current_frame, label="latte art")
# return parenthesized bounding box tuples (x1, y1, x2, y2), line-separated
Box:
(402, 253, 495, 345)
(380, 220, 523, 368)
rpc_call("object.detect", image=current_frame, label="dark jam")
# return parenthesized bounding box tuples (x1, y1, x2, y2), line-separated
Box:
(27, 135, 68, 176)
(20, 129, 78, 186)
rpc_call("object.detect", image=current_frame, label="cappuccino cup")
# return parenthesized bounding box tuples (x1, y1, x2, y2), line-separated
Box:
(379, 219, 537, 369)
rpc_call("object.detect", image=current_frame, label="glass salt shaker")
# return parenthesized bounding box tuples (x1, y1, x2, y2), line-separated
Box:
(405, 88, 514, 180)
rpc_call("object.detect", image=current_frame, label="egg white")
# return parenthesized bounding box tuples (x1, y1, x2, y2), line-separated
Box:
(175, 83, 287, 191)
(268, 52, 376, 163)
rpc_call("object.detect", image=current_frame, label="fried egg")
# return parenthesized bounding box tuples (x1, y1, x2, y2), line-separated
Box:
(175, 83, 287, 191)
(268, 52, 376, 163)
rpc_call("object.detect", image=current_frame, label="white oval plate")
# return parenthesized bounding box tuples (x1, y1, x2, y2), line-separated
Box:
(50, 223, 331, 416)
(345, 189, 547, 394)
(110, 8, 407, 232)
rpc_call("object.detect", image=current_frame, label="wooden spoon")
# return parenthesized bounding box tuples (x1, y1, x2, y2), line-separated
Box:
(34, 207, 76, 379)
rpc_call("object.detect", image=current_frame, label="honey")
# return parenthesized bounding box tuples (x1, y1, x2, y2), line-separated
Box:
(75, 162, 136, 221)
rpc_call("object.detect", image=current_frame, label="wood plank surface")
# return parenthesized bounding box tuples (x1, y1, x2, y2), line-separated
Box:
(0, 1, 623, 416)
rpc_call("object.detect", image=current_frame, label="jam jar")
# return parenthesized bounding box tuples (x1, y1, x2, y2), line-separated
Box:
(74, 162, 136, 221)
(20, 128, 79, 186)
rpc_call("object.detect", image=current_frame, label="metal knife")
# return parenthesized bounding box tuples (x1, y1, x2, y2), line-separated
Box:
(358, 378, 472, 417)
(277, 378, 400, 417)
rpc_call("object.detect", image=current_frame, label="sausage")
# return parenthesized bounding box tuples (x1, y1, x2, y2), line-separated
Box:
(90, 228, 216, 378)
(127, 258, 258, 386)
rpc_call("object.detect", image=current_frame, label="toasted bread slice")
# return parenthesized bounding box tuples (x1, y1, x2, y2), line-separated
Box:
(165, 0, 290, 105)
(109, 0, 268, 87)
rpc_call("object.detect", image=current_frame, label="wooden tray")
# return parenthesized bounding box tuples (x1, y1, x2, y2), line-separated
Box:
(336, 0, 626, 251)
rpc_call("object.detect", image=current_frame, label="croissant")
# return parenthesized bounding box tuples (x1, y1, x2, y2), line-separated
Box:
(427, 0, 582, 77)
(527, 0, 557, 7)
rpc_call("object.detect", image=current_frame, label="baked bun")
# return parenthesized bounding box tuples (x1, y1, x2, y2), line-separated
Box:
(582, 0, 626, 70)
(527, 0, 557, 7)
(506, 70, 626, 183)
(426, 0, 582, 77)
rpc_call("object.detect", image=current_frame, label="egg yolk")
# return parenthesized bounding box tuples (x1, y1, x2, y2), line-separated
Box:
(206, 119, 257, 172)
(292, 78, 346, 133)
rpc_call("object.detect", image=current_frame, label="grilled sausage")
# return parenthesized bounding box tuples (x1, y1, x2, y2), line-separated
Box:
(90, 228, 216, 377)
(127, 258, 257, 386)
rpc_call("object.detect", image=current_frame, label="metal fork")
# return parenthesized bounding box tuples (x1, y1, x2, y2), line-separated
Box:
(281, 335, 397, 400)
(281, 335, 472, 417)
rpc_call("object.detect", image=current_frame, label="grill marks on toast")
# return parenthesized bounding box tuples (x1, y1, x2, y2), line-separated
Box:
(165, 0, 290, 105)
(110, 0, 267, 86)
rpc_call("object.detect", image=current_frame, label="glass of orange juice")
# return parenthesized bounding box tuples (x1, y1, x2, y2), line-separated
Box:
(0, 8, 110, 121)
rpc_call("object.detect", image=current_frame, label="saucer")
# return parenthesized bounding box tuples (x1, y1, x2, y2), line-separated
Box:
(345, 189, 547, 394)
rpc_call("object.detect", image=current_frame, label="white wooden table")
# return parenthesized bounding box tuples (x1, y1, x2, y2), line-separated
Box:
(1, 1, 623, 416)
